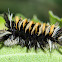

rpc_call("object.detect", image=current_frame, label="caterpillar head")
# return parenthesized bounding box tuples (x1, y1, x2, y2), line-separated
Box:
(55, 27, 62, 45)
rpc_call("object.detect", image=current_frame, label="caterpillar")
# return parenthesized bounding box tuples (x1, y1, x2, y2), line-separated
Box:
(0, 12, 62, 52)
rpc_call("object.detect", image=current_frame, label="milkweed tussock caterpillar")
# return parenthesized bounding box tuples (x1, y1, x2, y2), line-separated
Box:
(0, 12, 62, 52)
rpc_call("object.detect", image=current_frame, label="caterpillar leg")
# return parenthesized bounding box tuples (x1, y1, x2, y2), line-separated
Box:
(47, 39, 52, 52)
(25, 40, 30, 52)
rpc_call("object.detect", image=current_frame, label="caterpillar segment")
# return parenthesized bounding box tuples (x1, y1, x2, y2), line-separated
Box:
(18, 19, 27, 30)
(25, 21, 34, 33)
(38, 23, 49, 36)
(38, 23, 43, 36)
(45, 25, 50, 36)
(31, 22, 41, 35)
(18, 21, 23, 31)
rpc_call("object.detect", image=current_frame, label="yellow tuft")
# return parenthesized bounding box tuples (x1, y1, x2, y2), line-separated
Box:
(49, 24, 55, 36)
(23, 19, 27, 29)
(15, 16, 19, 29)
(42, 23, 45, 33)
(29, 21, 34, 32)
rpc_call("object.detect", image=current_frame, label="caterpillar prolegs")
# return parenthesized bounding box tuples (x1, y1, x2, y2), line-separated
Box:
(0, 12, 62, 52)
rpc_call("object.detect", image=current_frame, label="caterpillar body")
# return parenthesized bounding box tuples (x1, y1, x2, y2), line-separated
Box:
(0, 12, 62, 52)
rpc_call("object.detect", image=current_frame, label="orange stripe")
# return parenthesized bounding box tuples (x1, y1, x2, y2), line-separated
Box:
(42, 23, 45, 33)
(35, 23, 40, 34)
(29, 21, 34, 32)
(49, 24, 55, 36)
(23, 19, 27, 29)
(15, 16, 19, 29)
